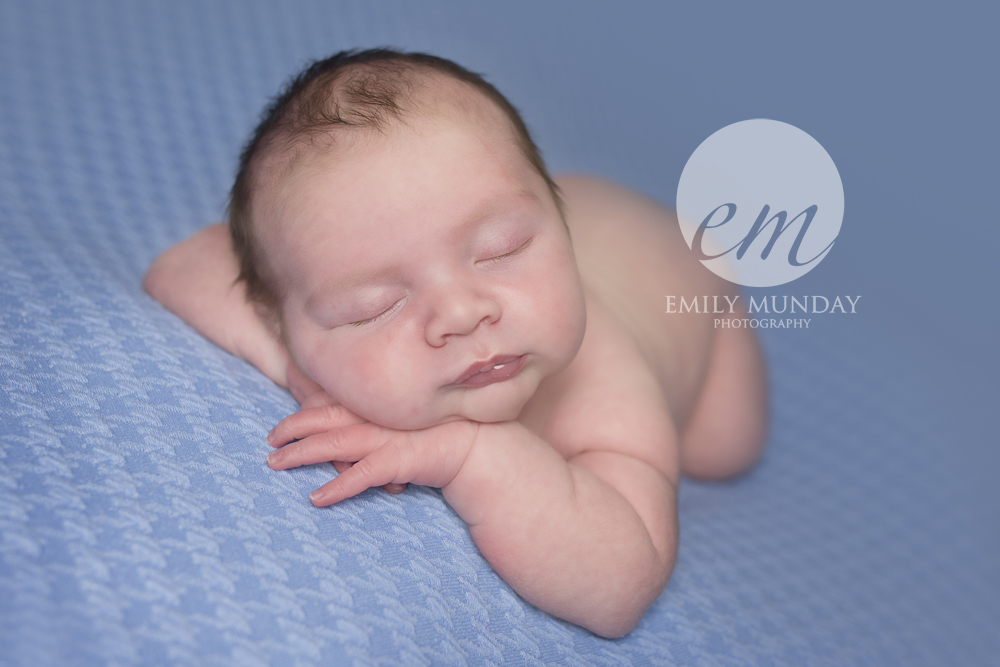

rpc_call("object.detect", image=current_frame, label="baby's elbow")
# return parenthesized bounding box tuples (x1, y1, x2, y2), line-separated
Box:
(585, 586, 661, 638)
(584, 551, 674, 638)
(143, 243, 188, 305)
(143, 254, 170, 301)
(587, 607, 645, 639)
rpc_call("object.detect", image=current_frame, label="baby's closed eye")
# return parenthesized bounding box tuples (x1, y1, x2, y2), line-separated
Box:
(349, 299, 404, 327)
(306, 285, 406, 329)
(476, 237, 533, 266)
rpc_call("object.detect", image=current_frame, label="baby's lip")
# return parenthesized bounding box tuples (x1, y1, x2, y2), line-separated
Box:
(452, 354, 525, 386)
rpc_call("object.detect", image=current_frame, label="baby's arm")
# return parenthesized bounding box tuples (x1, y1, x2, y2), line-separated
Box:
(144, 224, 320, 400)
(449, 421, 676, 638)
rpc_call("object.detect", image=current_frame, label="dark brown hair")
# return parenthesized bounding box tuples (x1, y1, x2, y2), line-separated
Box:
(227, 48, 563, 315)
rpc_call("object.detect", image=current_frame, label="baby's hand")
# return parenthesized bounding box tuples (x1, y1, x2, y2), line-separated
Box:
(281, 364, 409, 491)
(266, 405, 480, 506)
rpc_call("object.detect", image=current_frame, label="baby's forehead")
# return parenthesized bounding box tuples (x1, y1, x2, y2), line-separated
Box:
(256, 89, 525, 218)
(261, 124, 530, 250)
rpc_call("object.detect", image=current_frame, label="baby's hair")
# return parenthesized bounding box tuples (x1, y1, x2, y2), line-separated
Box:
(228, 48, 563, 316)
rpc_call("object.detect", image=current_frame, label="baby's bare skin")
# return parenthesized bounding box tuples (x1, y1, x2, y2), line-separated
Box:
(540, 175, 767, 481)
(145, 113, 766, 637)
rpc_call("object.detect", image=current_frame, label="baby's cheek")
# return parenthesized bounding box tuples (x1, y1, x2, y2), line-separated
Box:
(355, 351, 387, 394)
(350, 344, 416, 406)
(531, 262, 585, 337)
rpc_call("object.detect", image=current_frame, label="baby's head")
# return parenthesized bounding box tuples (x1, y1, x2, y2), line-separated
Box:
(229, 49, 586, 429)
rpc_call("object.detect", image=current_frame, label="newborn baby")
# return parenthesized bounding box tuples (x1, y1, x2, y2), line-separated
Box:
(144, 49, 767, 637)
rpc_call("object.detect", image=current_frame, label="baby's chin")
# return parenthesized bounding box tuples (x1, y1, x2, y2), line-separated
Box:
(352, 394, 527, 431)
(450, 399, 526, 425)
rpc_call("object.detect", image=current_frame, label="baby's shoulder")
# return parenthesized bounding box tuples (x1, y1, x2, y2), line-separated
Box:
(554, 173, 725, 427)
(518, 290, 678, 473)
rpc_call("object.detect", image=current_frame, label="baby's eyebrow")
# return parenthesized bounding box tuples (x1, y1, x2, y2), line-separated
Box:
(450, 188, 541, 235)
(449, 186, 541, 218)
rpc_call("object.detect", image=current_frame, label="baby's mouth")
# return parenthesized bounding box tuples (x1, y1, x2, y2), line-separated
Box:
(452, 354, 526, 387)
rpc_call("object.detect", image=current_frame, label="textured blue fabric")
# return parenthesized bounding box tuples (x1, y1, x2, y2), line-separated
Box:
(1, 1, 997, 665)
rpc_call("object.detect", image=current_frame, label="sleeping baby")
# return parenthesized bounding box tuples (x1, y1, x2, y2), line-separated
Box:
(144, 48, 768, 637)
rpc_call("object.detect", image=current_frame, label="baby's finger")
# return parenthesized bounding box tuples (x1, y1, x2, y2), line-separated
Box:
(310, 445, 403, 506)
(301, 391, 339, 410)
(268, 422, 386, 470)
(332, 461, 406, 494)
(267, 404, 366, 447)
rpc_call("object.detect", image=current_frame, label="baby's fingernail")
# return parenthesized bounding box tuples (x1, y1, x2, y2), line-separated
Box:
(266, 430, 275, 445)
(267, 450, 281, 465)
(309, 489, 325, 504)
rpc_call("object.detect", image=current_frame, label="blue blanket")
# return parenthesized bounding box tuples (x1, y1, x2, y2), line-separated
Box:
(2, 1, 997, 665)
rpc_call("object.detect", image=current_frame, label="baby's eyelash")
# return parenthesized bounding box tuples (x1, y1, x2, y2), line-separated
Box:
(349, 300, 402, 327)
(480, 238, 533, 265)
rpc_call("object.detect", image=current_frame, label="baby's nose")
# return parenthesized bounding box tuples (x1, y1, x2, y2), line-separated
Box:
(424, 281, 500, 346)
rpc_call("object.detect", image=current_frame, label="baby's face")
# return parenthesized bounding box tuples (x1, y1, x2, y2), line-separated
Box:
(259, 113, 586, 429)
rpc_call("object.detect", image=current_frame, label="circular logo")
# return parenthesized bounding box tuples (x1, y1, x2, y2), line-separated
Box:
(676, 119, 844, 287)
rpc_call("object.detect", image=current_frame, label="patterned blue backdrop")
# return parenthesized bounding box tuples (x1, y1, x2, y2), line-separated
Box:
(1, 1, 997, 665)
